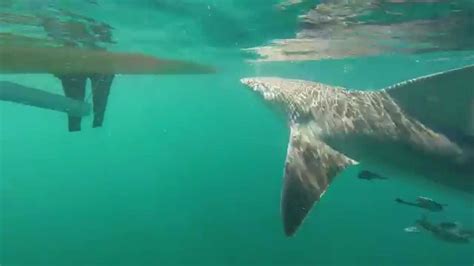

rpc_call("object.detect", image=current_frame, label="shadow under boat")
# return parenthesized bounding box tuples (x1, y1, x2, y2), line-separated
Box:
(0, 45, 216, 132)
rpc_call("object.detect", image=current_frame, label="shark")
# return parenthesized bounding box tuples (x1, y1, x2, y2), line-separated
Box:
(240, 64, 474, 237)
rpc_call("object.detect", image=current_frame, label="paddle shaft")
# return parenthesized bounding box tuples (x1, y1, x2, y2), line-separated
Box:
(0, 81, 91, 116)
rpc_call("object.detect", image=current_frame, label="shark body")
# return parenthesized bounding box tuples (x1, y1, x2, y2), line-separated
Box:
(240, 64, 474, 236)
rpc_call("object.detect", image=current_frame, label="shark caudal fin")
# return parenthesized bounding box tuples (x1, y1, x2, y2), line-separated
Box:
(385, 64, 474, 139)
(281, 123, 357, 236)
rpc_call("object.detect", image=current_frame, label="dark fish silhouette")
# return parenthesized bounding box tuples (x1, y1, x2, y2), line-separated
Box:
(415, 215, 473, 244)
(396, 196, 447, 212)
(358, 170, 388, 181)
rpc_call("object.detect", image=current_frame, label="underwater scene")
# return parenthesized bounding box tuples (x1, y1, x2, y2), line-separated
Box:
(0, 0, 473, 265)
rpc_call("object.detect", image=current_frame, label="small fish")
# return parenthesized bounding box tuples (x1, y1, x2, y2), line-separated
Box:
(395, 196, 447, 212)
(416, 216, 472, 244)
(416, 196, 447, 212)
(357, 170, 388, 181)
(439, 222, 458, 230)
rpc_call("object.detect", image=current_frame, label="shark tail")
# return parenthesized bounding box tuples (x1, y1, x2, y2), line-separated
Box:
(281, 123, 357, 236)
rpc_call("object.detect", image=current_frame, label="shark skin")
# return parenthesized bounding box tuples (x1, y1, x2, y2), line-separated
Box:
(240, 64, 474, 237)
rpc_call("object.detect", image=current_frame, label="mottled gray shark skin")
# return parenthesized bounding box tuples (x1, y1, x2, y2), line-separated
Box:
(240, 64, 474, 237)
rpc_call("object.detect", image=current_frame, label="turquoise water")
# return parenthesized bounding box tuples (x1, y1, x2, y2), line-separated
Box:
(1, 1, 474, 265)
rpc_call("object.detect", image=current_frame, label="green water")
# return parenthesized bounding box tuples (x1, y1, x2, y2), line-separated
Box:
(1, 1, 474, 265)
